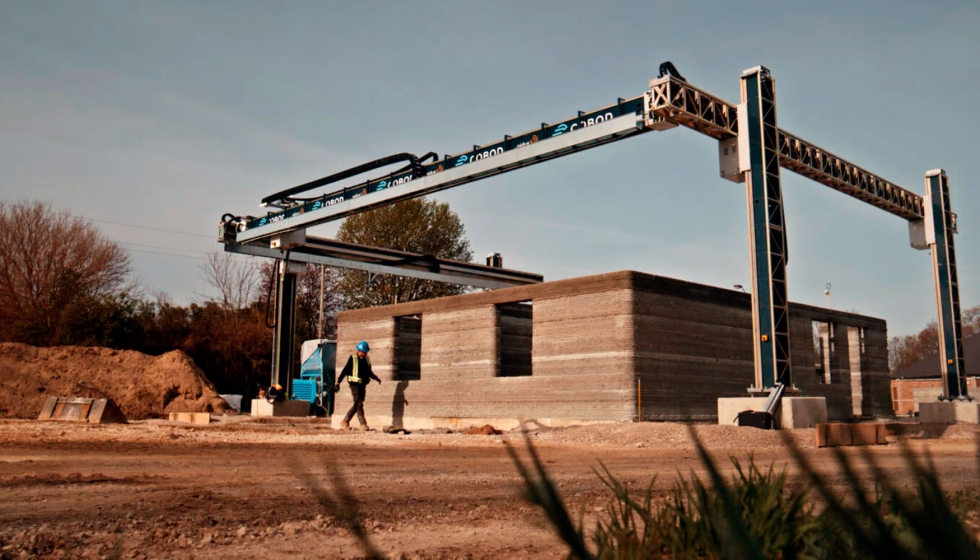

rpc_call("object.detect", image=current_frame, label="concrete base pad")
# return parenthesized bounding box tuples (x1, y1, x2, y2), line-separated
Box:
(330, 414, 617, 432)
(251, 399, 311, 418)
(919, 401, 980, 424)
(718, 397, 827, 429)
(816, 423, 888, 447)
(168, 412, 211, 425)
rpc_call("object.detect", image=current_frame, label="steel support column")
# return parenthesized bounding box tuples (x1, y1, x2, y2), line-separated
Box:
(741, 67, 792, 389)
(926, 170, 968, 399)
(271, 260, 300, 395)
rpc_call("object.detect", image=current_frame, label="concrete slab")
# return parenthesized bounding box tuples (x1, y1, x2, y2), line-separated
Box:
(168, 412, 211, 425)
(251, 399, 311, 418)
(919, 401, 980, 424)
(718, 396, 827, 429)
(816, 423, 852, 447)
(816, 423, 887, 447)
(850, 423, 888, 445)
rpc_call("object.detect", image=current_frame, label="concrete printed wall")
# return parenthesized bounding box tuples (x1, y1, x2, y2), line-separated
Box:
(332, 271, 891, 428)
(788, 307, 890, 419)
(632, 285, 754, 421)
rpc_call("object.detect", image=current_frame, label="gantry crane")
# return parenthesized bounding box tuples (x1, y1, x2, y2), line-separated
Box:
(220, 63, 968, 406)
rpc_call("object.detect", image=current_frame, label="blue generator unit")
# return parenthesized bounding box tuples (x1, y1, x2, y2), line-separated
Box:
(293, 339, 337, 415)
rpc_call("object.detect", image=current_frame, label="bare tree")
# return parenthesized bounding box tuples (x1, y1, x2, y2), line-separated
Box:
(0, 200, 131, 343)
(298, 264, 343, 340)
(201, 251, 262, 310)
(887, 306, 980, 373)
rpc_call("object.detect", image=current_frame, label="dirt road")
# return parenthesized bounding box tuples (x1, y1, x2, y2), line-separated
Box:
(1, 419, 978, 559)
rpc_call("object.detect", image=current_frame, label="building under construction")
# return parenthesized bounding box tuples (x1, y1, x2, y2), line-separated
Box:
(222, 63, 969, 424)
(332, 271, 890, 429)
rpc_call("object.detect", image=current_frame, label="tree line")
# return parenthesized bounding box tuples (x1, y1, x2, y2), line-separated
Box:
(888, 308, 980, 373)
(1, 198, 969, 396)
(0, 199, 472, 401)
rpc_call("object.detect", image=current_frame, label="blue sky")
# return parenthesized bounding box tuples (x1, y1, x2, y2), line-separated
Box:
(1, 0, 977, 337)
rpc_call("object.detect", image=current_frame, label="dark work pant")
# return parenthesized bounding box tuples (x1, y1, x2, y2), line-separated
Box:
(343, 383, 367, 426)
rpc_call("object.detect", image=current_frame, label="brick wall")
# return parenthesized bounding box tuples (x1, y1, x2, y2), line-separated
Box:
(890, 377, 980, 416)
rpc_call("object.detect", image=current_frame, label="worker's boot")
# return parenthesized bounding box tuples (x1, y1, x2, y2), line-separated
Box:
(340, 419, 349, 429)
(359, 424, 370, 431)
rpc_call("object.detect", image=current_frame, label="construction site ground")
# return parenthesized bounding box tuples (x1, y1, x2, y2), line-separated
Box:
(2, 418, 979, 559)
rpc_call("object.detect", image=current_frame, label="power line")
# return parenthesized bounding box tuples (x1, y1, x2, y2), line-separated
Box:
(122, 242, 208, 256)
(46, 208, 215, 240)
(87, 216, 215, 239)
(122, 242, 260, 262)
(126, 248, 205, 260)
(42, 207, 267, 265)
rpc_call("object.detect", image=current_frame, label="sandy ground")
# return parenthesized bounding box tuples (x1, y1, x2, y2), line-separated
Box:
(1, 419, 978, 559)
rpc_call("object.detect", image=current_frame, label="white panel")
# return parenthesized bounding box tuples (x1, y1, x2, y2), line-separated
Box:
(736, 103, 751, 172)
(908, 219, 929, 250)
(923, 194, 936, 245)
(718, 137, 744, 183)
(271, 229, 307, 250)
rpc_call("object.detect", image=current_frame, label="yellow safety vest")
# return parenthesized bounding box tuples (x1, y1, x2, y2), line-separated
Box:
(349, 354, 370, 383)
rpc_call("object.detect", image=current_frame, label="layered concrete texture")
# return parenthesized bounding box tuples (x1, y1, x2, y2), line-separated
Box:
(919, 401, 980, 424)
(781, 397, 829, 429)
(332, 271, 889, 429)
(717, 397, 828, 429)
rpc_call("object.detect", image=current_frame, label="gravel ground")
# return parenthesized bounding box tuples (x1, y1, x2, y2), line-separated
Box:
(4, 416, 975, 450)
(1, 418, 978, 559)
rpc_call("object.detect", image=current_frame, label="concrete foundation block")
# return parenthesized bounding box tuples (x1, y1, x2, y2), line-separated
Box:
(919, 401, 980, 424)
(718, 396, 827, 429)
(251, 399, 311, 418)
(781, 397, 827, 429)
(850, 423, 888, 445)
(168, 412, 211, 425)
(717, 397, 768, 426)
(815, 423, 852, 447)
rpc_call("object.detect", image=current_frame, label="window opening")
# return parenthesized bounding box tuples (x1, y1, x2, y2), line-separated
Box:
(497, 301, 532, 377)
(394, 315, 421, 380)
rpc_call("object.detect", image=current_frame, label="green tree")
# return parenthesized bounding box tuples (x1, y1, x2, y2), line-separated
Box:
(333, 197, 474, 309)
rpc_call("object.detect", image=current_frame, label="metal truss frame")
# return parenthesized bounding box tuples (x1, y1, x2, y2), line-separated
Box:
(226, 237, 543, 291)
(741, 67, 792, 389)
(647, 75, 924, 220)
(927, 170, 967, 398)
(223, 64, 967, 400)
(648, 73, 965, 399)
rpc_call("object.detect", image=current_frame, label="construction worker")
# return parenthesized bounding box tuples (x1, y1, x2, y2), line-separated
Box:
(336, 340, 381, 430)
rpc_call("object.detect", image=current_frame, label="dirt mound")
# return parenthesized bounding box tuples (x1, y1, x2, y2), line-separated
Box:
(463, 424, 502, 435)
(0, 343, 231, 420)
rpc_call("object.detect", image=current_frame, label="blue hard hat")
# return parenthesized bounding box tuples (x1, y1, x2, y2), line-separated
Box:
(356, 341, 370, 353)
